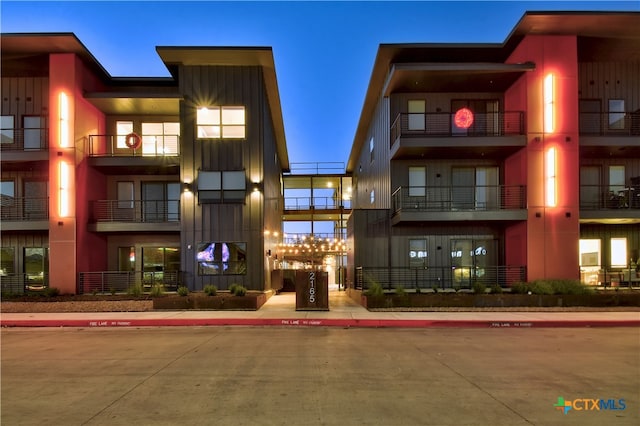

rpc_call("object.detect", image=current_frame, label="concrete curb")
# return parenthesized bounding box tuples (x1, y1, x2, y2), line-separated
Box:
(2, 318, 640, 328)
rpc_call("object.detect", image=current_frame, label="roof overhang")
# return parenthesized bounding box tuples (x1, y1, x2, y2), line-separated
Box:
(85, 91, 182, 115)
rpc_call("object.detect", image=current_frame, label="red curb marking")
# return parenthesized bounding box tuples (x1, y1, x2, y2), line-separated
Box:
(2, 319, 639, 328)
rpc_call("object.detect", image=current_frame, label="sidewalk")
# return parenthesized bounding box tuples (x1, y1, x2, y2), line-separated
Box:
(2, 291, 639, 328)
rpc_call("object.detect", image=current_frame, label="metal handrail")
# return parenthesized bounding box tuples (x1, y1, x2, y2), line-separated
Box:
(391, 185, 526, 213)
(579, 185, 640, 210)
(0, 197, 49, 220)
(284, 196, 351, 210)
(90, 199, 180, 222)
(77, 270, 181, 294)
(355, 266, 526, 290)
(88, 134, 180, 157)
(0, 128, 49, 151)
(390, 111, 525, 146)
(579, 112, 640, 136)
(287, 162, 346, 175)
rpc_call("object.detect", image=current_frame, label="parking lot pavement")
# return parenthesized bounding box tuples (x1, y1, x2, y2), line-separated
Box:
(2, 327, 638, 425)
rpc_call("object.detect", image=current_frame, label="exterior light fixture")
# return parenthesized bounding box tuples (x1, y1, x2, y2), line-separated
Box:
(252, 182, 261, 192)
(454, 107, 474, 129)
(59, 92, 70, 147)
(59, 161, 70, 217)
(545, 147, 557, 207)
(544, 74, 555, 133)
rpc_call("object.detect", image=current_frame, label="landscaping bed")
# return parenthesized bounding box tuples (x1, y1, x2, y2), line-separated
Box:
(152, 291, 269, 311)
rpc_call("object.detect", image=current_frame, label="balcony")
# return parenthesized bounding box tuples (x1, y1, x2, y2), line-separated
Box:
(87, 134, 180, 174)
(389, 112, 526, 160)
(0, 197, 49, 231)
(391, 185, 527, 224)
(0, 128, 49, 162)
(88, 200, 180, 232)
(579, 184, 640, 224)
(579, 112, 640, 158)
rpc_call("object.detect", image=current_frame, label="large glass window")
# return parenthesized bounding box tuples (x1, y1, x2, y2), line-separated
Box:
(0, 247, 15, 276)
(409, 166, 426, 197)
(24, 247, 48, 288)
(409, 239, 428, 268)
(408, 100, 425, 131)
(141, 122, 179, 155)
(608, 99, 625, 130)
(611, 238, 627, 268)
(116, 121, 134, 149)
(23, 116, 45, 150)
(142, 246, 180, 286)
(197, 106, 245, 139)
(579, 239, 601, 286)
(23, 181, 48, 219)
(197, 170, 246, 203)
(197, 242, 247, 275)
(1, 116, 14, 144)
(118, 246, 136, 272)
(141, 182, 180, 222)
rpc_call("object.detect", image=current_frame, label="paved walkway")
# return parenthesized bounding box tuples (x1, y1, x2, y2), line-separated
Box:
(1, 290, 639, 328)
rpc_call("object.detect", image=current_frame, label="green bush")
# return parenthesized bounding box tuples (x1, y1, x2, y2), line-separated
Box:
(232, 285, 247, 296)
(548, 279, 594, 295)
(177, 286, 189, 297)
(415, 286, 422, 294)
(228, 283, 240, 294)
(204, 284, 218, 296)
(472, 282, 486, 294)
(394, 285, 406, 296)
(489, 284, 503, 294)
(109, 287, 117, 295)
(431, 283, 439, 293)
(127, 283, 143, 297)
(364, 281, 384, 297)
(150, 284, 165, 297)
(43, 287, 60, 297)
(452, 285, 461, 293)
(510, 282, 530, 294)
(530, 280, 554, 295)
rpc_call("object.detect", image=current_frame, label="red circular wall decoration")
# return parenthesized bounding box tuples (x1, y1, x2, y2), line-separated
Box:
(454, 107, 474, 129)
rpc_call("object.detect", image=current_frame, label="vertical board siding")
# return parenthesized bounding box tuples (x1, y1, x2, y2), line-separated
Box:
(579, 62, 640, 111)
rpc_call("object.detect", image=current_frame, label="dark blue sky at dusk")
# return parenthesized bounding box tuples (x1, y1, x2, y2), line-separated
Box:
(2, 1, 638, 166)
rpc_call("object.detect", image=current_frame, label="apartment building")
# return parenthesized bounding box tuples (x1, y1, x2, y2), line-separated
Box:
(347, 11, 640, 290)
(1, 34, 288, 294)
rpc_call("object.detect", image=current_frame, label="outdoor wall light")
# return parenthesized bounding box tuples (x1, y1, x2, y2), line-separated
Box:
(58, 92, 70, 148)
(545, 147, 557, 208)
(543, 73, 555, 134)
(58, 161, 70, 217)
(183, 182, 192, 193)
(252, 182, 262, 192)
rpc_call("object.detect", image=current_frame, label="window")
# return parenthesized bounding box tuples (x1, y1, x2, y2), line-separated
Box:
(409, 239, 428, 268)
(141, 122, 179, 155)
(197, 242, 247, 275)
(118, 246, 136, 272)
(611, 238, 627, 268)
(408, 100, 425, 131)
(579, 239, 601, 268)
(197, 170, 246, 203)
(197, 106, 245, 139)
(23, 116, 45, 150)
(24, 247, 48, 288)
(23, 181, 48, 219)
(409, 166, 426, 197)
(0, 116, 14, 144)
(369, 137, 374, 163)
(370, 189, 375, 204)
(116, 121, 134, 149)
(117, 182, 134, 209)
(142, 246, 180, 285)
(608, 99, 625, 130)
(0, 247, 15, 276)
(141, 182, 180, 222)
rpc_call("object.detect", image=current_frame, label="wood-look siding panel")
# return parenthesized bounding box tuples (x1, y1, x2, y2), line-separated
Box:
(579, 62, 640, 111)
(0, 77, 49, 121)
(580, 224, 640, 266)
(580, 159, 640, 184)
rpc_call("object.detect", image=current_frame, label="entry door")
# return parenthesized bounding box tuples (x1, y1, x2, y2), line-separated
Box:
(580, 166, 601, 209)
(23, 116, 44, 150)
(142, 182, 180, 222)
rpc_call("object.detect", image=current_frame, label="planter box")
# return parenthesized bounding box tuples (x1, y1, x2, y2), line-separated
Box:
(153, 292, 268, 311)
(361, 292, 640, 309)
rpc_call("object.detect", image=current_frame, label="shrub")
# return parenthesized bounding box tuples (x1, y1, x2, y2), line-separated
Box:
(530, 280, 554, 295)
(489, 284, 503, 294)
(109, 287, 117, 295)
(204, 284, 218, 296)
(364, 281, 384, 297)
(394, 285, 406, 296)
(228, 283, 240, 294)
(232, 285, 247, 296)
(43, 287, 60, 298)
(510, 282, 530, 294)
(431, 283, 439, 293)
(177, 286, 189, 296)
(415, 286, 422, 294)
(472, 282, 486, 294)
(150, 284, 165, 297)
(549, 279, 594, 295)
(453, 285, 461, 293)
(127, 283, 143, 297)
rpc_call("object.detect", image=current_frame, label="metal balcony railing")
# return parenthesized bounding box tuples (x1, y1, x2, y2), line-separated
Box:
(390, 112, 525, 146)
(0, 128, 49, 151)
(355, 266, 527, 290)
(88, 134, 180, 157)
(0, 273, 49, 294)
(287, 162, 346, 175)
(90, 200, 180, 222)
(0, 197, 49, 221)
(284, 196, 351, 210)
(580, 185, 640, 210)
(77, 270, 181, 294)
(579, 112, 640, 136)
(392, 185, 526, 214)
